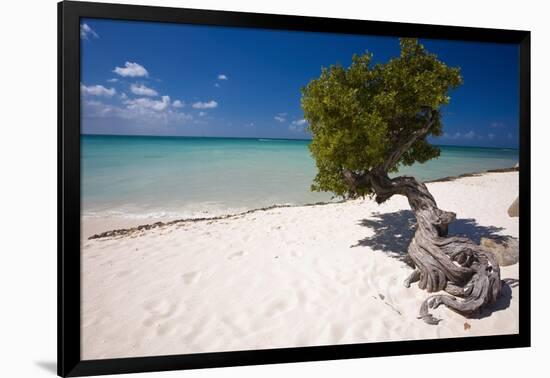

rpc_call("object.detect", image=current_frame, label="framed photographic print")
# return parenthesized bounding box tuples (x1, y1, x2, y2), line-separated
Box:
(58, 1, 530, 376)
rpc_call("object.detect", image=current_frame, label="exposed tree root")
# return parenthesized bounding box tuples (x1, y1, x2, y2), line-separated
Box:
(344, 169, 503, 324)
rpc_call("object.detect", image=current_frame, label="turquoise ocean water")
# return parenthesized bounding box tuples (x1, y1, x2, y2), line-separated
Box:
(82, 135, 519, 219)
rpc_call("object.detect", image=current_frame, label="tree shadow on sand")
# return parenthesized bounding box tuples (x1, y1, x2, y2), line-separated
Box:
(352, 210, 518, 316)
(352, 209, 509, 258)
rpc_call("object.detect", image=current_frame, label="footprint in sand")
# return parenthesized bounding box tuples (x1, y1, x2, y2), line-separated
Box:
(336, 272, 354, 285)
(328, 323, 347, 343)
(143, 299, 178, 316)
(115, 269, 132, 278)
(142, 317, 156, 327)
(221, 316, 247, 337)
(264, 298, 295, 317)
(181, 271, 201, 285)
(155, 317, 183, 336)
(228, 251, 245, 260)
(181, 322, 206, 344)
(295, 289, 311, 307)
(142, 299, 179, 327)
(157, 322, 175, 336)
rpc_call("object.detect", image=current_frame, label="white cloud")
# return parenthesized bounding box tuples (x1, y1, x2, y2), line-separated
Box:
(80, 84, 116, 97)
(130, 84, 158, 97)
(107, 78, 118, 83)
(113, 62, 149, 78)
(490, 122, 505, 128)
(192, 100, 218, 109)
(274, 113, 287, 123)
(292, 119, 307, 126)
(82, 100, 115, 118)
(83, 97, 193, 127)
(172, 100, 184, 108)
(125, 96, 171, 112)
(441, 130, 484, 141)
(120, 92, 128, 100)
(80, 23, 98, 39)
(198, 111, 206, 117)
(464, 130, 475, 139)
(217, 74, 228, 80)
(289, 119, 308, 132)
(441, 131, 461, 140)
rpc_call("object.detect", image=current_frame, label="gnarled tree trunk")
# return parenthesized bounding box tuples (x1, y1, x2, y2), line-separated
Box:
(344, 168, 502, 324)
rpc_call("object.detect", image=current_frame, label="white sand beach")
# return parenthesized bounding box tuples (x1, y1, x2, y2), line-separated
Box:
(81, 171, 519, 360)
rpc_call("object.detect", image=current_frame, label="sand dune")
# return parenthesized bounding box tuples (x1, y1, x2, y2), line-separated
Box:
(81, 171, 519, 360)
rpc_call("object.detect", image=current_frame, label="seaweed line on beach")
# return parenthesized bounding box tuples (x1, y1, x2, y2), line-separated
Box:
(87, 201, 340, 240)
(88, 166, 518, 240)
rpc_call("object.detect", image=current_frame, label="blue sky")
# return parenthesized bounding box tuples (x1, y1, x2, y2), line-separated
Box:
(80, 18, 519, 148)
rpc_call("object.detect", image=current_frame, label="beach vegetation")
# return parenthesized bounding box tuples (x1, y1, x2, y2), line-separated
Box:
(302, 38, 462, 198)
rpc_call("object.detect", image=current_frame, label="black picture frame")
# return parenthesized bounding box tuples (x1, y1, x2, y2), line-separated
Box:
(58, 1, 531, 376)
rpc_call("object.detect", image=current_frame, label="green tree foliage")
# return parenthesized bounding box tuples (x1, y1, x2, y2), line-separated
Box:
(301, 38, 463, 197)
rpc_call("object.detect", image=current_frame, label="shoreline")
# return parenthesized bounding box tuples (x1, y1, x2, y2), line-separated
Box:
(424, 166, 518, 183)
(85, 166, 518, 240)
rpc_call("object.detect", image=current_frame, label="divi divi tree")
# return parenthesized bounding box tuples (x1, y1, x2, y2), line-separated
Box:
(301, 38, 501, 324)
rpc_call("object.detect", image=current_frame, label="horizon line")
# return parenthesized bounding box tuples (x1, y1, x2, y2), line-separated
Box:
(81, 133, 519, 150)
